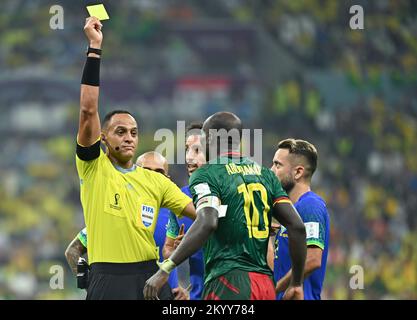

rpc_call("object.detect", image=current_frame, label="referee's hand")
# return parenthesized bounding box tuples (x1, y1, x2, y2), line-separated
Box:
(143, 269, 169, 300)
(84, 17, 103, 48)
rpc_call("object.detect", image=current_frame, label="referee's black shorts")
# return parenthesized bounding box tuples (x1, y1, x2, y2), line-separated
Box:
(86, 260, 174, 300)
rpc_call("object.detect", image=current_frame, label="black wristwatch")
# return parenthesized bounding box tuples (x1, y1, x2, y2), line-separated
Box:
(86, 46, 102, 56)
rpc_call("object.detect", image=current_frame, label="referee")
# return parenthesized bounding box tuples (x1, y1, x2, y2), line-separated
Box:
(77, 17, 196, 300)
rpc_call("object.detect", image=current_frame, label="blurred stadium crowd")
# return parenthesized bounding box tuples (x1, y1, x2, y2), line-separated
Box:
(0, 0, 416, 299)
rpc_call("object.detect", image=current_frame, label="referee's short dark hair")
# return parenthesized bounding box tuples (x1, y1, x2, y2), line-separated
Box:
(102, 110, 133, 129)
(277, 138, 318, 179)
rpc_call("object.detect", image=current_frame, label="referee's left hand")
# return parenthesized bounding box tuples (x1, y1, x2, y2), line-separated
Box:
(143, 270, 169, 300)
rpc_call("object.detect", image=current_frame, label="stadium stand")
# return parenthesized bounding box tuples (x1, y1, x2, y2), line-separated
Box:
(0, 0, 416, 299)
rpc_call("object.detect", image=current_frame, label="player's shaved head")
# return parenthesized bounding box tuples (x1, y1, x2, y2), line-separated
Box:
(136, 151, 169, 176)
(202, 112, 242, 159)
(203, 112, 242, 137)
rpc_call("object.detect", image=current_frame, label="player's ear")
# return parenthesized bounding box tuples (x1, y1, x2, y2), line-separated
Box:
(294, 165, 304, 180)
(101, 132, 106, 142)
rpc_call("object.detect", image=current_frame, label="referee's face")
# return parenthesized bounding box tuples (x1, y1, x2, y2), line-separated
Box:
(104, 113, 138, 162)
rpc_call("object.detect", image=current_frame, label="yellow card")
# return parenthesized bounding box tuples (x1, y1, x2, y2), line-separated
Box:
(86, 4, 110, 21)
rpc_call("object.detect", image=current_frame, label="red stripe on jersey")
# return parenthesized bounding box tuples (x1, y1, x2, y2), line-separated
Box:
(273, 196, 291, 205)
(205, 292, 221, 300)
(219, 276, 240, 294)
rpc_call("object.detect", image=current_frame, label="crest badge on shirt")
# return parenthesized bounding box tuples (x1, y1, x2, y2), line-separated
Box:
(141, 204, 155, 227)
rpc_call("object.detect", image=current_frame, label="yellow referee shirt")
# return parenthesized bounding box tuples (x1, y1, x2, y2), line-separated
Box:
(76, 148, 191, 264)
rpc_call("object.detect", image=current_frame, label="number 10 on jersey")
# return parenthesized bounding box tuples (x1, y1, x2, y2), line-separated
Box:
(237, 183, 270, 239)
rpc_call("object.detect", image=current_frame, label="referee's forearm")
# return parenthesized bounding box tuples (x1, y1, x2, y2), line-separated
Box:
(80, 85, 99, 114)
(78, 55, 101, 146)
(80, 54, 100, 114)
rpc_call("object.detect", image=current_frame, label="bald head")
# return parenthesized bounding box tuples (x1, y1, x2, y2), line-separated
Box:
(202, 112, 242, 159)
(136, 151, 169, 176)
(203, 112, 242, 136)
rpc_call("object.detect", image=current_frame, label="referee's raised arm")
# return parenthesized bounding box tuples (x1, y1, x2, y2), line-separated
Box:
(78, 17, 103, 147)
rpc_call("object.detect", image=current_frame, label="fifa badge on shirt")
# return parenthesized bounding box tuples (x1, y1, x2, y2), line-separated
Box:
(304, 222, 320, 239)
(141, 204, 155, 227)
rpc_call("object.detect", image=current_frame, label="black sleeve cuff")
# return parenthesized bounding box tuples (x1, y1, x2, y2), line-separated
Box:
(76, 140, 101, 161)
(81, 57, 100, 86)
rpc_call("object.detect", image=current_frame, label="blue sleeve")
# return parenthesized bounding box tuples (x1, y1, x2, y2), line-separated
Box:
(298, 201, 327, 250)
(166, 211, 180, 239)
(168, 268, 179, 289)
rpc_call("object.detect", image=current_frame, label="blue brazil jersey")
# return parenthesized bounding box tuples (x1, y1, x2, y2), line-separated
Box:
(77, 207, 179, 289)
(274, 191, 330, 300)
(166, 185, 204, 300)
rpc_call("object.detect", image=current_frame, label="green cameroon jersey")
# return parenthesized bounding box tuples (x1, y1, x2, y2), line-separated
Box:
(189, 155, 290, 284)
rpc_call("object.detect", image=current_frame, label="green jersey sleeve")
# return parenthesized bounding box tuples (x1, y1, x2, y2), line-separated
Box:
(189, 166, 221, 206)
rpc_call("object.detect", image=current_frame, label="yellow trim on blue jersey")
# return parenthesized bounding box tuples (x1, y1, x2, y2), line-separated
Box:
(307, 240, 325, 250)
(166, 233, 177, 240)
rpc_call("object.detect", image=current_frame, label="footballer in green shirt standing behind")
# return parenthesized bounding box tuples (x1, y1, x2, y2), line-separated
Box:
(144, 112, 306, 300)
